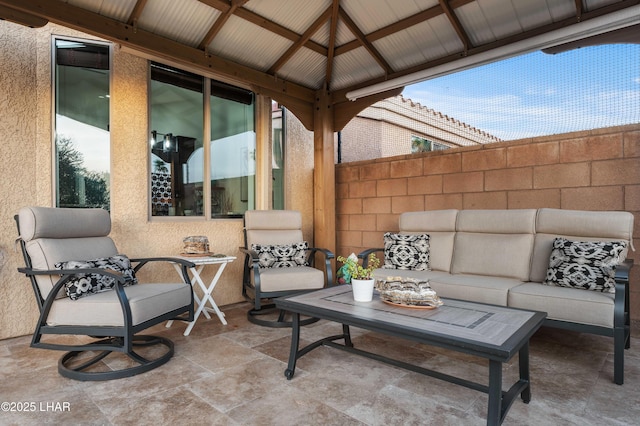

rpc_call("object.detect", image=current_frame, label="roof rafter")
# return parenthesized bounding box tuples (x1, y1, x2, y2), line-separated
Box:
(338, 6, 392, 75)
(324, 0, 340, 90)
(267, 6, 332, 75)
(198, 0, 248, 50)
(439, 0, 472, 52)
(574, 0, 583, 21)
(199, 0, 327, 56)
(126, 0, 148, 26)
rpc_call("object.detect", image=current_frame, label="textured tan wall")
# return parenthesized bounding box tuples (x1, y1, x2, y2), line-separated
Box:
(336, 124, 640, 319)
(0, 22, 315, 339)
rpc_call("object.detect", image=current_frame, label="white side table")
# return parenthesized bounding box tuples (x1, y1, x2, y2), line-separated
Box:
(166, 255, 236, 336)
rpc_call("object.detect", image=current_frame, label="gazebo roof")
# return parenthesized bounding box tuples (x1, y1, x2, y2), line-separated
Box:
(1, 0, 639, 126)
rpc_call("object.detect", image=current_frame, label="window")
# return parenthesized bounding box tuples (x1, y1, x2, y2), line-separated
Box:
(411, 136, 449, 153)
(54, 39, 110, 209)
(272, 102, 285, 209)
(150, 62, 255, 218)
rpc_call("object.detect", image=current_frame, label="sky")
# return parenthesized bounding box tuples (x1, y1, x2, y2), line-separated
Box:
(402, 44, 640, 141)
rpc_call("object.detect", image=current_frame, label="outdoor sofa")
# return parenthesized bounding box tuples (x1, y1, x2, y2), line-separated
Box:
(360, 208, 634, 384)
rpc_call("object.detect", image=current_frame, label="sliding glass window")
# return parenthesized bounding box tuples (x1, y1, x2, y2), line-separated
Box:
(149, 62, 255, 218)
(54, 38, 110, 209)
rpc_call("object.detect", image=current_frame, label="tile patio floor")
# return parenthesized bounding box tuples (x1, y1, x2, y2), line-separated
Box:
(1, 302, 639, 425)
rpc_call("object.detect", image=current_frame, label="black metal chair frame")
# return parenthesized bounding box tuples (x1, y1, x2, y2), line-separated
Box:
(240, 226, 334, 328)
(15, 216, 195, 381)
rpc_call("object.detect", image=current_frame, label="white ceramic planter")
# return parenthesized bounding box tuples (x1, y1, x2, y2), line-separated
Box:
(351, 278, 375, 302)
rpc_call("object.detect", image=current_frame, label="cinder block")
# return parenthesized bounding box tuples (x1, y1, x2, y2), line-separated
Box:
(624, 130, 640, 158)
(390, 158, 423, 178)
(443, 171, 484, 193)
(424, 193, 463, 210)
(463, 191, 507, 209)
(533, 163, 590, 189)
(485, 168, 532, 191)
(376, 213, 400, 231)
(363, 197, 391, 214)
(336, 166, 359, 183)
(593, 159, 640, 186)
(462, 148, 506, 171)
(561, 186, 624, 211)
(377, 178, 407, 197)
(337, 198, 362, 214)
(361, 162, 390, 180)
(625, 185, 640, 211)
(391, 195, 424, 213)
(407, 175, 443, 195)
(560, 134, 623, 163)
(349, 214, 377, 231)
(423, 153, 461, 174)
(507, 142, 558, 167)
(507, 189, 560, 209)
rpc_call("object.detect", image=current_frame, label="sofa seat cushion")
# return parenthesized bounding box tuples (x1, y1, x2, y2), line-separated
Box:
(47, 283, 192, 327)
(429, 274, 525, 306)
(508, 283, 614, 328)
(255, 266, 325, 292)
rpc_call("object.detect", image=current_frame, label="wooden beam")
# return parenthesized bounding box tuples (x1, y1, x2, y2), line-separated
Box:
(267, 6, 332, 75)
(574, 0, 583, 22)
(0, 4, 47, 27)
(198, 0, 248, 50)
(0, 0, 315, 104)
(252, 85, 314, 131)
(313, 88, 336, 258)
(439, 0, 472, 52)
(332, 87, 404, 131)
(199, 0, 327, 56)
(339, 6, 392, 75)
(126, 0, 148, 26)
(324, 0, 340, 89)
(334, 0, 475, 56)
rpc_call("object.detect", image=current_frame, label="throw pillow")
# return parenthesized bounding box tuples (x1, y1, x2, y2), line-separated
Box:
(55, 254, 138, 300)
(544, 238, 627, 293)
(382, 232, 430, 271)
(251, 242, 309, 268)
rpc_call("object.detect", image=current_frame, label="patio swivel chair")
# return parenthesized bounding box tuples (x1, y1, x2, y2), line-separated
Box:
(240, 210, 334, 327)
(15, 206, 195, 381)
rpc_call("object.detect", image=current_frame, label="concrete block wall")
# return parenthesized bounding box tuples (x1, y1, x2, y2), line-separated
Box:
(336, 124, 640, 319)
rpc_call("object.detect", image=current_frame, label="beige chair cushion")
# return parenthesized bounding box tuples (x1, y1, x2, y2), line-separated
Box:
(530, 208, 634, 283)
(450, 209, 537, 281)
(245, 210, 304, 246)
(509, 283, 615, 328)
(47, 283, 191, 327)
(255, 266, 325, 292)
(399, 210, 458, 272)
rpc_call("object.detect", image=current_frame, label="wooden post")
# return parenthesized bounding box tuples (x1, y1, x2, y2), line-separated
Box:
(313, 88, 336, 257)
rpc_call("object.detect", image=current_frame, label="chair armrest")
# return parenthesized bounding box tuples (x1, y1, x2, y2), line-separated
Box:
(18, 266, 127, 283)
(614, 259, 633, 328)
(358, 248, 384, 268)
(129, 257, 195, 285)
(308, 247, 335, 286)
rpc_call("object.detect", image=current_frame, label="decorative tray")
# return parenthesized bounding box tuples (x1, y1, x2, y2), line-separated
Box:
(376, 277, 443, 309)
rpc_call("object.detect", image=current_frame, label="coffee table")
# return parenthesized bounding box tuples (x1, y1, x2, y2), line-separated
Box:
(275, 286, 546, 426)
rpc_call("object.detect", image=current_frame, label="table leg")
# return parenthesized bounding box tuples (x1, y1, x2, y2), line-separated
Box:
(199, 262, 228, 325)
(487, 359, 503, 426)
(285, 313, 301, 380)
(519, 342, 531, 403)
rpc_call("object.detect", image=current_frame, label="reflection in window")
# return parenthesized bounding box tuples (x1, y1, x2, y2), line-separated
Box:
(272, 102, 285, 210)
(149, 62, 255, 218)
(150, 64, 204, 217)
(54, 39, 110, 209)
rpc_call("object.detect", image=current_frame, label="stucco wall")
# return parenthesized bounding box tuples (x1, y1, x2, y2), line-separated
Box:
(0, 21, 315, 340)
(336, 124, 640, 319)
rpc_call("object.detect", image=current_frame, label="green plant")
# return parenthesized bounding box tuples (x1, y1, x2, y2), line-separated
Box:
(336, 252, 380, 284)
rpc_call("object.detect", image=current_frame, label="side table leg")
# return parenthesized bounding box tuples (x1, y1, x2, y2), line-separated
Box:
(487, 359, 503, 426)
(285, 313, 301, 380)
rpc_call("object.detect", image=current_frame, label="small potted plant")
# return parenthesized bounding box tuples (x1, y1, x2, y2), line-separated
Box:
(337, 252, 380, 302)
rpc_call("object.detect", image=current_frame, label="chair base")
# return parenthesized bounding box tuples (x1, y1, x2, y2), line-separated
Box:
(58, 335, 174, 381)
(248, 304, 319, 328)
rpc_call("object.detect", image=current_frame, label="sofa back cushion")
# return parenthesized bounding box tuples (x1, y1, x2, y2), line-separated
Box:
(399, 209, 458, 272)
(451, 209, 537, 281)
(530, 208, 634, 283)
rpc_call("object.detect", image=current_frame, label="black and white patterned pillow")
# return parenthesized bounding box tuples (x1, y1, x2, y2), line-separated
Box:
(544, 238, 627, 293)
(383, 233, 430, 271)
(55, 254, 138, 300)
(251, 242, 309, 268)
